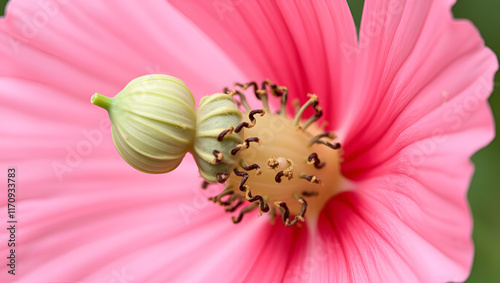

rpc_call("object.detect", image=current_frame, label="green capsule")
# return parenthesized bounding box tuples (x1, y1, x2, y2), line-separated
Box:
(91, 74, 196, 174)
(192, 93, 243, 182)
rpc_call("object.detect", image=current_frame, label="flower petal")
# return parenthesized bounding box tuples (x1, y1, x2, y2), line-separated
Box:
(169, 0, 359, 128)
(0, 0, 246, 97)
(312, 179, 473, 283)
(341, 0, 497, 178)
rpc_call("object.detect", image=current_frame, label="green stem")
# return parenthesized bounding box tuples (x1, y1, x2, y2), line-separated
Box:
(91, 93, 113, 111)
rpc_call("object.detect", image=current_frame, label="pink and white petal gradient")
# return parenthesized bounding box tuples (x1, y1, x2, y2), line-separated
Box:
(0, 0, 496, 282)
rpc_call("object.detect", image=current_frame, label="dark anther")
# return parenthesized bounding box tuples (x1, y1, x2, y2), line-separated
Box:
(296, 195, 308, 220)
(233, 168, 249, 191)
(216, 172, 230, 184)
(234, 121, 250, 133)
(308, 132, 340, 150)
(240, 160, 261, 175)
(201, 181, 211, 189)
(225, 200, 244, 212)
(316, 140, 341, 150)
(275, 171, 285, 183)
(209, 188, 234, 205)
(242, 163, 260, 171)
(223, 87, 230, 94)
(249, 109, 266, 122)
(307, 153, 325, 169)
(231, 137, 260, 155)
(276, 202, 291, 225)
(231, 146, 242, 156)
(232, 203, 258, 224)
(299, 173, 320, 184)
(276, 196, 308, 227)
(245, 189, 270, 213)
(308, 132, 335, 144)
(237, 81, 260, 98)
(235, 81, 270, 110)
(212, 150, 223, 164)
(233, 110, 265, 133)
(245, 137, 260, 146)
(217, 126, 234, 141)
(301, 191, 319, 197)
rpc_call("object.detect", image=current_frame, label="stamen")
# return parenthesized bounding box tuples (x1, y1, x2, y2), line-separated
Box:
(308, 132, 341, 150)
(216, 172, 230, 184)
(302, 106, 323, 131)
(272, 158, 294, 183)
(233, 168, 249, 191)
(315, 140, 341, 150)
(307, 153, 325, 169)
(274, 195, 307, 227)
(245, 189, 270, 213)
(232, 203, 258, 224)
(299, 173, 320, 184)
(217, 126, 234, 141)
(275, 171, 285, 183)
(301, 191, 319, 197)
(225, 200, 244, 212)
(224, 88, 251, 112)
(231, 137, 261, 155)
(292, 94, 319, 127)
(268, 83, 288, 116)
(212, 150, 223, 164)
(234, 109, 265, 133)
(235, 81, 270, 112)
(209, 185, 234, 205)
(248, 109, 266, 123)
(240, 160, 262, 175)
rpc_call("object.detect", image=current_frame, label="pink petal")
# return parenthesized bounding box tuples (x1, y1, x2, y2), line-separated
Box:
(0, 0, 266, 282)
(341, 0, 497, 178)
(0, 0, 246, 97)
(310, 180, 472, 283)
(169, 0, 359, 128)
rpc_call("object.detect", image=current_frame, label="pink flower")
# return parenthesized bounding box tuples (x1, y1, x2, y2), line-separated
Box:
(0, 0, 496, 282)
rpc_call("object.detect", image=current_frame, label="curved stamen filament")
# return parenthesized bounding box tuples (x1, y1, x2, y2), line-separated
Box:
(307, 153, 325, 169)
(235, 81, 270, 112)
(307, 132, 341, 150)
(212, 150, 223, 164)
(217, 126, 234, 141)
(231, 137, 261, 155)
(234, 109, 265, 133)
(292, 94, 319, 127)
(225, 88, 251, 112)
(245, 189, 270, 214)
(233, 168, 249, 191)
(302, 106, 323, 131)
(232, 203, 258, 224)
(274, 194, 308, 226)
(225, 200, 244, 212)
(240, 160, 262, 175)
(299, 173, 320, 184)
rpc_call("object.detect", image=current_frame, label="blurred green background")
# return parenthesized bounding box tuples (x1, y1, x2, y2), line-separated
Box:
(0, 0, 498, 282)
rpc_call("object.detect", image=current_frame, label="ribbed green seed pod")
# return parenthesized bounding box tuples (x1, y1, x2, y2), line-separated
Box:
(193, 93, 243, 182)
(91, 74, 196, 174)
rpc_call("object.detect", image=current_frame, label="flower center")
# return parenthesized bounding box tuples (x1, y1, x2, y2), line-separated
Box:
(207, 81, 343, 226)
